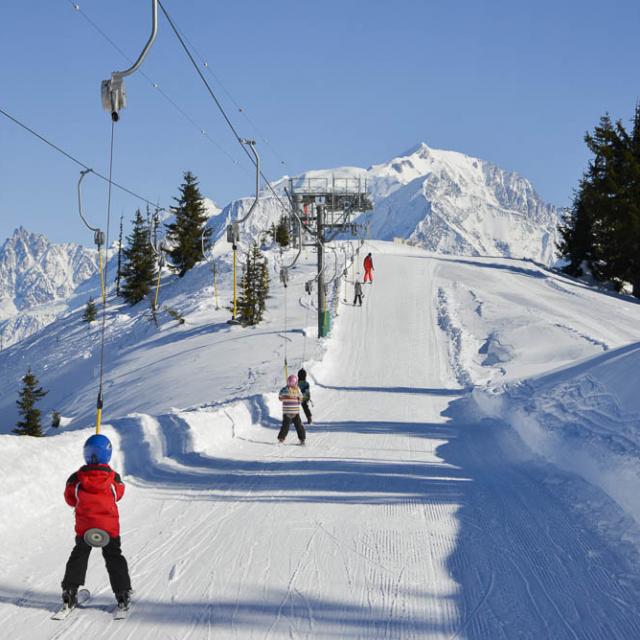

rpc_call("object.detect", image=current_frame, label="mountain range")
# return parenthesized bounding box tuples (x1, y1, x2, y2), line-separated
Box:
(0, 143, 559, 347)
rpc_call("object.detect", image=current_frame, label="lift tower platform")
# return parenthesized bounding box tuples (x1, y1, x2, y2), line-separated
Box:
(288, 176, 372, 337)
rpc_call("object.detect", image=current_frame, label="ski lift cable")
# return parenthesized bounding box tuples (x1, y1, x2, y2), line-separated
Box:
(0, 107, 163, 209)
(283, 270, 289, 382)
(66, 1, 246, 173)
(148, 211, 167, 311)
(167, 16, 289, 168)
(281, 188, 304, 270)
(77, 169, 107, 305)
(77, 170, 100, 234)
(226, 139, 260, 322)
(325, 245, 343, 286)
(301, 292, 311, 365)
(200, 225, 220, 311)
(236, 140, 260, 225)
(73, 0, 314, 275)
(95, 119, 116, 434)
(157, 1, 300, 228)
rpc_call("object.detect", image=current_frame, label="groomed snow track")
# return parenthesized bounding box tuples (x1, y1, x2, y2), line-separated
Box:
(2, 243, 640, 639)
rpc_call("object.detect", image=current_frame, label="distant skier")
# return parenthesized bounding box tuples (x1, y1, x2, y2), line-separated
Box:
(60, 434, 132, 611)
(297, 368, 312, 425)
(363, 253, 374, 283)
(353, 280, 364, 306)
(278, 374, 306, 444)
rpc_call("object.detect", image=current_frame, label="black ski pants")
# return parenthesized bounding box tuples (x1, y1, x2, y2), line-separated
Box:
(354, 293, 363, 306)
(62, 535, 131, 593)
(301, 401, 312, 424)
(278, 414, 306, 442)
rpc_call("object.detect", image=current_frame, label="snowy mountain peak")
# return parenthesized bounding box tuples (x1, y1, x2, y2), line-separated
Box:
(365, 143, 558, 262)
(0, 227, 99, 346)
(215, 143, 558, 265)
(0, 227, 98, 311)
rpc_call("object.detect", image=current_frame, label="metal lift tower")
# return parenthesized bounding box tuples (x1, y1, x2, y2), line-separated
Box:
(288, 176, 372, 338)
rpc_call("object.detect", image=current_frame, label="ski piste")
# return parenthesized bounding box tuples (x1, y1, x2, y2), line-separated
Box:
(51, 588, 90, 621)
(3, 244, 640, 637)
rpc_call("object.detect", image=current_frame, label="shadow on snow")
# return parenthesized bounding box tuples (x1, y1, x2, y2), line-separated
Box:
(0, 584, 458, 637)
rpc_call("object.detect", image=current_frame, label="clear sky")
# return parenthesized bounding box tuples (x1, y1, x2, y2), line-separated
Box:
(1, 0, 638, 245)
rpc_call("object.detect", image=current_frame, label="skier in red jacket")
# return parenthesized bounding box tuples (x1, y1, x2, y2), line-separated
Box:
(363, 253, 374, 283)
(60, 434, 132, 610)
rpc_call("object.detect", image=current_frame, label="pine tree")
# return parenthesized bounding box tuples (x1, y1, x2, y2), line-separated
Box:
(559, 106, 640, 295)
(115, 214, 124, 296)
(622, 103, 640, 295)
(238, 242, 270, 325)
(121, 209, 157, 305)
(82, 296, 98, 323)
(585, 116, 628, 285)
(275, 215, 290, 248)
(165, 172, 211, 276)
(51, 410, 61, 428)
(13, 368, 48, 437)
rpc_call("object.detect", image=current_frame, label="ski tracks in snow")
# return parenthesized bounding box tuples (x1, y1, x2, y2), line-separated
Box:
(7, 244, 640, 639)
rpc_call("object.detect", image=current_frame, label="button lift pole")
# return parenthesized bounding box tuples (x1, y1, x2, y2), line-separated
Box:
(227, 139, 260, 325)
(95, 0, 159, 434)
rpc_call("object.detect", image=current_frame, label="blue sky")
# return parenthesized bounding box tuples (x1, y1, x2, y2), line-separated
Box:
(1, 0, 638, 245)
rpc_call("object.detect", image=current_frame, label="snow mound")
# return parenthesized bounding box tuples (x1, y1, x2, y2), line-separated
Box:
(473, 341, 640, 527)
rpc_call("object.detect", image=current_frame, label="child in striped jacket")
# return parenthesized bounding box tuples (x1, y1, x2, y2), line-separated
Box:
(277, 374, 306, 445)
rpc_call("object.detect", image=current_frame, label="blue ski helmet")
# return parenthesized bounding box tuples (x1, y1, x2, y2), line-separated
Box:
(83, 434, 112, 465)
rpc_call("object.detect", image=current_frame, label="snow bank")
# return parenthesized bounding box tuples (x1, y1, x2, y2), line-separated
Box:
(112, 395, 277, 480)
(471, 342, 640, 526)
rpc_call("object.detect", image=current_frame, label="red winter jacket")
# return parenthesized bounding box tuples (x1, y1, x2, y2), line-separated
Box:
(64, 464, 125, 538)
(364, 255, 373, 271)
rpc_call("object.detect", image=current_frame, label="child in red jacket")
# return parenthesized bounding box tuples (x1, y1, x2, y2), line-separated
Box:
(60, 434, 132, 610)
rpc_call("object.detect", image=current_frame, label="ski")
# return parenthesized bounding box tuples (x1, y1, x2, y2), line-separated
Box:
(112, 601, 131, 620)
(113, 605, 128, 620)
(112, 592, 133, 620)
(51, 588, 91, 620)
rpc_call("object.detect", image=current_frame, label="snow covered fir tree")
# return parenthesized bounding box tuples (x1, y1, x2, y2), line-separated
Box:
(121, 209, 157, 306)
(165, 171, 211, 277)
(82, 296, 97, 323)
(559, 104, 640, 294)
(275, 215, 290, 248)
(51, 410, 61, 428)
(237, 242, 270, 326)
(13, 368, 47, 436)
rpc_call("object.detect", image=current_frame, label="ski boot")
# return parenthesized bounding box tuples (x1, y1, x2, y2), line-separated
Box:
(61, 587, 78, 609)
(115, 590, 132, 611)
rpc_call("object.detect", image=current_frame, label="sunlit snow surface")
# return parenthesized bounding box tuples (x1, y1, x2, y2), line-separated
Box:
(1, 241, 640, 638)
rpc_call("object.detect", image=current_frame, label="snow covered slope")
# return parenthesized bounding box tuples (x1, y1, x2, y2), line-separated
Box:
(0, 239, 322, 431)
(474, 340, 640, 527)
(0, 227, 99, 347)
(1, 242, 640, 638)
